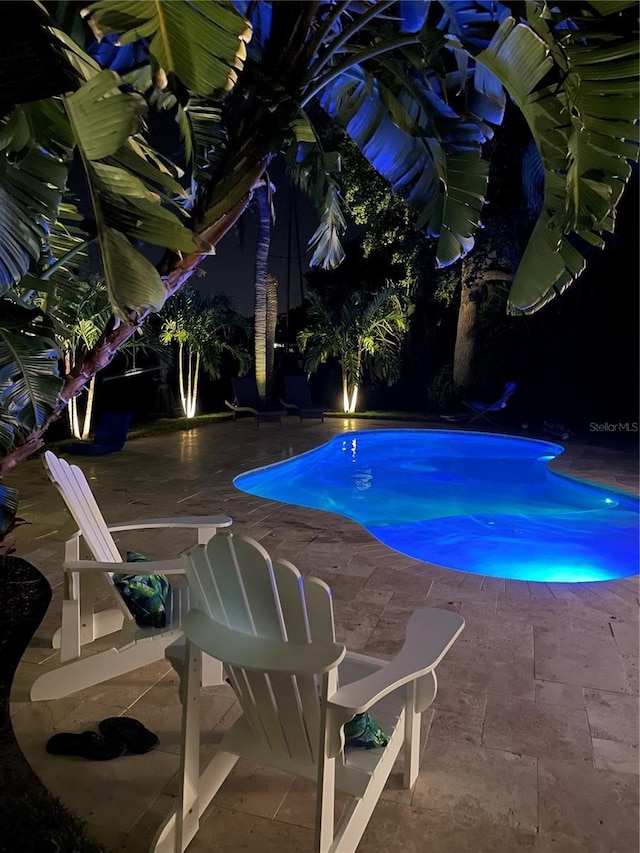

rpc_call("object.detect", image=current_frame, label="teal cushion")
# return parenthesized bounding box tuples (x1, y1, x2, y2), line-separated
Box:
(113, 551, 170, 629)
(343, 712, 389, 750)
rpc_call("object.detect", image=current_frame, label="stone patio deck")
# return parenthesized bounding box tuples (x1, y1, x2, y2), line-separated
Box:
(7, 418, 639, 853)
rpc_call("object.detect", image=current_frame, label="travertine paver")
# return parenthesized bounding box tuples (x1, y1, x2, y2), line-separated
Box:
(5, 417, 639, 852)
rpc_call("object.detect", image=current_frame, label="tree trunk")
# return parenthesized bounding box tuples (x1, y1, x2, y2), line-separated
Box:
(453, 263, 478, 393)
(82, 377, 96, 440)
(265, 273, 278, 399)
(451, 223, 516, 395)
(254, 183, 272, 403)
(342, 368, 350, 413)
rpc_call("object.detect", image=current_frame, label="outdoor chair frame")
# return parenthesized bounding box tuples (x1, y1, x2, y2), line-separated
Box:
(152, 531, 464, 853)
(30, 451, 231, 701)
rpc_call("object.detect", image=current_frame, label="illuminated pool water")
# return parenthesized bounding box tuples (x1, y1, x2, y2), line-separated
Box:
(234, 430, 639, 583)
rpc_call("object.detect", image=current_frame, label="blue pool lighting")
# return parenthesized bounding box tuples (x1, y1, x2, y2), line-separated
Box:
(234, 430, 639, 583)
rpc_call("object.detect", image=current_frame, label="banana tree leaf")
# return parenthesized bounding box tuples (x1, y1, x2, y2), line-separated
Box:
(475, 13, 639, 312)
(0, 334, 62, 429)
(587, 0, 638, 13)
(89, 0, 252, 97)
(0, 416, 14, 458)
(64, 67, 207, 319)
(87, 32, 150, 73)
(398, 1, 431, 34)
(64, 70, 147, 161)
(0, 124, 68, 293)
(0, 482, 19, 540)
(319, 65, 488, 265)
(23, 98, 76, 157)
(99, 192, 211, 253)
(179, 97, 225, 184)
(101, 228, 166, 322)
(437, 1, 508, 50)
(113, 142, 188, 200)
(509, 214, 587, 314)
(434, 152, 489, 265)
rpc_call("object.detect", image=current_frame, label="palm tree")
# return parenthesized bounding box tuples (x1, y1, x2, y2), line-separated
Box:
(159, 286, 250, 419)
(58, 278, 110, 439)
(252, 179, 275, 403)
(0, 1, 638, 477)
(298, 285, 409, 413)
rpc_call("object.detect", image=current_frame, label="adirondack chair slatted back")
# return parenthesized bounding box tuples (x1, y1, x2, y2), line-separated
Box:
(185, 532, 335, 764)
(43, 451, 122, 564)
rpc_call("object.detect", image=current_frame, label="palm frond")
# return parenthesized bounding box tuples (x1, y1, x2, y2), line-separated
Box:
(287, 134, 348, 270)
(88, 0, 252, 98)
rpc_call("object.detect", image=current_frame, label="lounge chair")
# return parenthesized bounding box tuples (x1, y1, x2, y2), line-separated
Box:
(152, 530, 465, 853)
(463, 381, 517, 425)
(30, 451, 231, 701)
(224, 377, 285, 425)
(67, 410, 132, 455)
(280, 374, 325, 422)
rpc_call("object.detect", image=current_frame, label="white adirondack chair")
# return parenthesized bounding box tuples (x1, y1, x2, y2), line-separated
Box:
(30, 451, 232, 702)
(152, 531, 464, 853)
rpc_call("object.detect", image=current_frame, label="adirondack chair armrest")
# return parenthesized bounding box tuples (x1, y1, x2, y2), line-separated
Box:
(63, 558, 185, 574)
(183, 609, 346, 673)
(106, 515, 232, 533)
(225, 399, 259, 415)
(327, 608, 465, 715)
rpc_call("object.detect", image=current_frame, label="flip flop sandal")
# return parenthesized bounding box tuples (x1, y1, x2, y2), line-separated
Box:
(46, 730, 127, 761)
(98, 717, 159, 754)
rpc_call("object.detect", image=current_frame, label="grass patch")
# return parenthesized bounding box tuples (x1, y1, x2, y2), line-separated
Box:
(324, 410, 439, 422)
(127, 411, 234, 439)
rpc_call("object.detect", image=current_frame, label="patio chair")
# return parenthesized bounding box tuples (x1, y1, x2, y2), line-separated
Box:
(280, 374, 325, 422)
(30, 451, 232, 701)
(462, 381, 517, 425)
(224, 377, 285, 425)
(151, 531, 464, 853)
(67, 410, 132, 455)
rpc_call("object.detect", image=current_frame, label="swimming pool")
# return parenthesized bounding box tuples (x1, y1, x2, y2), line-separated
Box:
(234, 430, 639, 583)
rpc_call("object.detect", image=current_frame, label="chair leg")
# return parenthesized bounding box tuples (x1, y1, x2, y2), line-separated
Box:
(331, 721, 404, 852)
(315, 753, 336, 853)
(30, 637, 175, 701)
(315, 671, 337, 853)
(152, 642, 237, 853)
(176, 640, 201, 852)
(403, 681, 421, 789)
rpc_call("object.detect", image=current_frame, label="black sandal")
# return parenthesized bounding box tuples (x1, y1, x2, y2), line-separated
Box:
(46, 730, 127, 761)
(98, 717, 159, 754)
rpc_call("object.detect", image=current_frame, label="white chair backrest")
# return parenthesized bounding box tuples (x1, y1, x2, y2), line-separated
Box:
(43, 451, 122, 564)
(185, 531, 337, 765)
